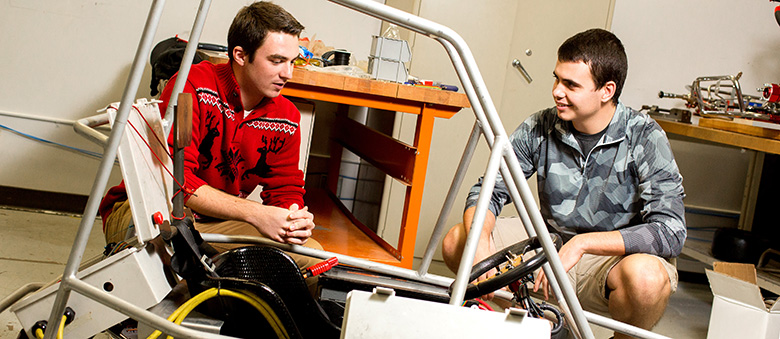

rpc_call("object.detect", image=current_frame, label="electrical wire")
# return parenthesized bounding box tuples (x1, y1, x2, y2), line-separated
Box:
(0, 123, 108, 161)
(146, 287, 289, 339)
(33, 315, 67, 339)
(473, 298, 494, 311)
(57, 315, 66, 339)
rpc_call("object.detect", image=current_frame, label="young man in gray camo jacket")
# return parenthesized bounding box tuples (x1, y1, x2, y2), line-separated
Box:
(442, 28, 685, 339)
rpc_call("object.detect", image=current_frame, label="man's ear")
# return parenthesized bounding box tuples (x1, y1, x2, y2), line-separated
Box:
(600, 81, 617, 103)
(232, 46, 247, 66)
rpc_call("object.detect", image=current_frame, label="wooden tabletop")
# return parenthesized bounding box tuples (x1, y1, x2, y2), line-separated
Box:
(656, 118, 780, 155)
(202, 50, 470, 112)
(287, 68, 470, 110)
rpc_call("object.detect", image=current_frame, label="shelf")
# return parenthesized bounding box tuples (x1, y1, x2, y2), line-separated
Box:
(683, 239, 780, 295)
(306, 187, 403, 267)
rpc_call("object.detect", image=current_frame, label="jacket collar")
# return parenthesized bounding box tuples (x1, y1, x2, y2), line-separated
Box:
(554, 101, 628, 150)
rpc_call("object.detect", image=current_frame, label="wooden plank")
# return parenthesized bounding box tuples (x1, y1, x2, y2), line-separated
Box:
(342, 76, 398, 97)
(176, 93, 192, 148)
(699, 118, 780, 140)
(289, 68, 346, 90)
(332, 115, 416, 186)
(397, 83, 470, 108)
(656, 119, 780, 155)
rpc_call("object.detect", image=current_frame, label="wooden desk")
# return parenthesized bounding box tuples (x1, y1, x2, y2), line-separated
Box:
(656, 117, 780, 294)
(205, 54, 469, 267)
(283, 68, 469, 268)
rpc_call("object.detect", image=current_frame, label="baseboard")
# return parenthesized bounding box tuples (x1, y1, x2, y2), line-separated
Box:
(0, 185, 89, 214)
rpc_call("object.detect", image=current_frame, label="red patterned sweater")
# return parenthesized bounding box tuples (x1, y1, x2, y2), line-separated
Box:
(99, 61, 304, 226)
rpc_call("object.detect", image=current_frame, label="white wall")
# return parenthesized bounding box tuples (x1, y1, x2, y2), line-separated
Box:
(611, 1, 780, 224)
(0, 0, 382, 195)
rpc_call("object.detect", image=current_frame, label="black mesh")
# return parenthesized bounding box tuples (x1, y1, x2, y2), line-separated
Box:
(211, 246, 341, 338)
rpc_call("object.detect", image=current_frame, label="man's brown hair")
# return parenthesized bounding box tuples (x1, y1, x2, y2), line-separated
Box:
(227, 1, 304, 63)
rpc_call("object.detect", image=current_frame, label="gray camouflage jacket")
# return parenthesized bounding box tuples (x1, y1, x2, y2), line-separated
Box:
(466, 103, 686, 258)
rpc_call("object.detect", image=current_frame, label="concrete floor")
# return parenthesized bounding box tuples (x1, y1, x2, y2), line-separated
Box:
(0, 207, 714, 338)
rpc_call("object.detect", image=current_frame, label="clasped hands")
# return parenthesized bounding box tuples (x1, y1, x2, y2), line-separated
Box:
(249, 203, 315, 245)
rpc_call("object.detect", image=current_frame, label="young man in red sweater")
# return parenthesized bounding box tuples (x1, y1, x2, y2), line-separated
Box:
(100, 1, 321, 267)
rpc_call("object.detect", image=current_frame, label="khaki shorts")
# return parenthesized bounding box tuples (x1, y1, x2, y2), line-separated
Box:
(103, 200, 323, 269)
(566, 253, 678, 316)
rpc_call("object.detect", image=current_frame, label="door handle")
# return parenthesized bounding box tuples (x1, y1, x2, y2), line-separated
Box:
(512, 59, 533, 84)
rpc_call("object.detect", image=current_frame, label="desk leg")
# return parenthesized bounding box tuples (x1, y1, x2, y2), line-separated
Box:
(397, 106, 437, 268)
(739, 151, 764, 231)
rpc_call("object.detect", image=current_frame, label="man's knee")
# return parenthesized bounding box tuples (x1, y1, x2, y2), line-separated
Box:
(442, 223, 465, 272)
(612, 254, 671, 301)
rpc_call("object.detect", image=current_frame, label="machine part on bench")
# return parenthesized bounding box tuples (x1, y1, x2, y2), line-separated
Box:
(660, 73, 780, 121)
(641, 105, 692, 124)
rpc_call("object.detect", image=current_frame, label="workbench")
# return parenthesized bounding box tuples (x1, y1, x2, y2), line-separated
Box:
(281, 68, 469, 268)
(205, 53, 470, 267)
(655, 117, 780, 294)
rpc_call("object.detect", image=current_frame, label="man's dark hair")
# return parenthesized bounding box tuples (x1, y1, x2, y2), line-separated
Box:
(557, 28, 627, 105)
(227, 1, 304, 63)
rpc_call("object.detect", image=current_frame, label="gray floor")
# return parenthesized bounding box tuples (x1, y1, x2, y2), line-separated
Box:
(0, 207, 713, 338)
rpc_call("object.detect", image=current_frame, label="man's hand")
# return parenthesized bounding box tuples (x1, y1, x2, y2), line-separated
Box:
(533, 239, 584, 299)
(242, 203, 315, 245)
(185, 185, 316, 245)
(282, 204, 315, 244)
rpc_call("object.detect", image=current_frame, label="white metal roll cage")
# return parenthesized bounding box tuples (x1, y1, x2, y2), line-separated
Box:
(41, 1, 673, 338)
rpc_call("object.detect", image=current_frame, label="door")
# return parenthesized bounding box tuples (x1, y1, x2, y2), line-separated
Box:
(372, 0, 616, 260)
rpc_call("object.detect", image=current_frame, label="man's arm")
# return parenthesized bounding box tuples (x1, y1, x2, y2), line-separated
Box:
(619, 117, 686, 258)
(461, 205, 498, 271)
(186, 184, 314, 245)
(533, 230, 625, 299)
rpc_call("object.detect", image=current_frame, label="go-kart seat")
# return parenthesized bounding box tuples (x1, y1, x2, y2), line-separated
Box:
(205, 246, 341, 339)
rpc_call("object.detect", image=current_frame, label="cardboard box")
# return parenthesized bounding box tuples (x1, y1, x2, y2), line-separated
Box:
(706, 262, 780, 339)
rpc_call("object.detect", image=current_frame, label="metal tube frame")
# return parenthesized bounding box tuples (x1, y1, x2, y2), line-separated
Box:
(327, 1, 671, 339)
(46, 0, 671, 338)
(43, 1, 237, 338)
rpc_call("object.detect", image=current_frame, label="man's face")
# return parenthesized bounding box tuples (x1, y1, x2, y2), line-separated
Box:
(551, 60, 605, 125)
(239, 31, 299, 100)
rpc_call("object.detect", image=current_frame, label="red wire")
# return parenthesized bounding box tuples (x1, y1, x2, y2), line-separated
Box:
(132, 105, 172, 158)
(114, 104, 193, 203)
(475, 298, 494, 312)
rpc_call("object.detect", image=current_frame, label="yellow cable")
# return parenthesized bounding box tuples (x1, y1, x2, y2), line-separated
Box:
(57, 315, 66, 339)
(148, 287, 290, 339)
(32, 315, 67, 339)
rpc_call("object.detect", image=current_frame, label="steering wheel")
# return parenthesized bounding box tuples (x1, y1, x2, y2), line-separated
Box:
(453, 234, 561, 300)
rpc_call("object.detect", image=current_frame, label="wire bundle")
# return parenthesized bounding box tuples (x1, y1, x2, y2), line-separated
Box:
(147, 287, 290, 339)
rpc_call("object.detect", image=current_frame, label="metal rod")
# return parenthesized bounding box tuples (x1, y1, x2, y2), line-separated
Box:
(44, 1, 168, 338)
(0, 110, 75, 125)
(586, 311, 672, 339)
(436, 32, 585, 338)
(74, 113, 111, 146)
(200, 233, 454, 287)
(500, 144, 594, 336)
(326, 1, 595, 337)
(416, 122, 481, 276)
(448, 135, 507, 306)
(162, 0, 213, 136)
(66, 277, 232, 339)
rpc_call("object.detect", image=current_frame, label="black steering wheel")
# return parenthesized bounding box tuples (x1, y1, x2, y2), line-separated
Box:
(453, 234, 561, 300)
